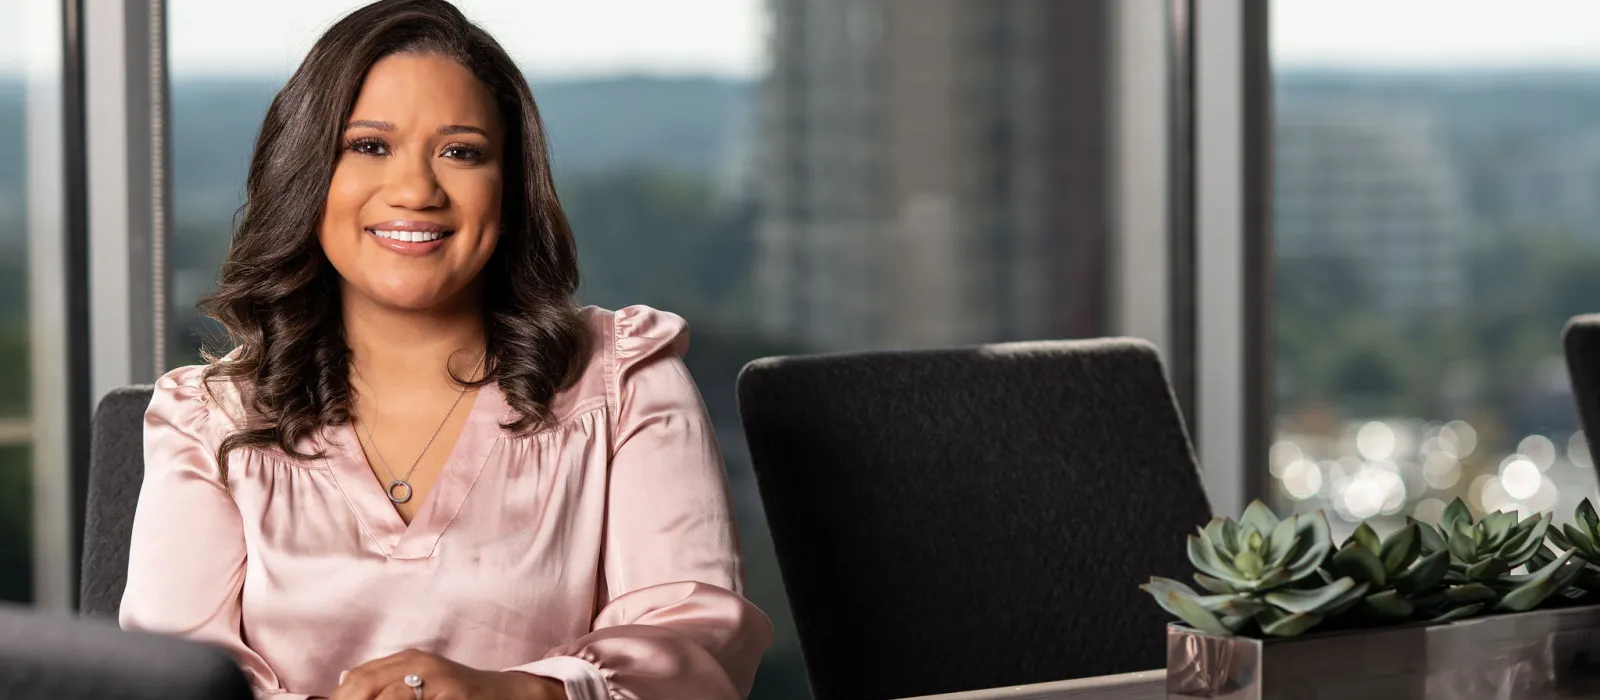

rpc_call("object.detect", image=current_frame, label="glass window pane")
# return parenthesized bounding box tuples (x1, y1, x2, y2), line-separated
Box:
(0, 41, 25, 606)
(1271, 0, 1600, 534)
(0, 0, 60, 604)
(169, 2, 1107, 696)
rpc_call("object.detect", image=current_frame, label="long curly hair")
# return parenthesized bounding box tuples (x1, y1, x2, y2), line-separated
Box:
(199, 0, 590, 472)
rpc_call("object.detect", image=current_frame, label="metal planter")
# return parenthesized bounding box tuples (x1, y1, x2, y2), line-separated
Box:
(1166, 604, 1600, 699)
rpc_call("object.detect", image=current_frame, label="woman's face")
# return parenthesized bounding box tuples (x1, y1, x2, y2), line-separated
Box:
(319, 53, 504, 312)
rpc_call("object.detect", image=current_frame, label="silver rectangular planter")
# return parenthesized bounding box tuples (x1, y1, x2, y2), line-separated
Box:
(1166, 604, 1600, 699)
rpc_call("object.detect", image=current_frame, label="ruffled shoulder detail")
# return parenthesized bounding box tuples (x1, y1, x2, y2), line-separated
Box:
(602, 305, 694, 431)
(612, 304, 690, 372)
(150, 362, 245, 445)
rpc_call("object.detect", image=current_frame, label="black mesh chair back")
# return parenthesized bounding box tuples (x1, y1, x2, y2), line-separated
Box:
(80, 385, 156, 619)
(737, 339, 1212, 700)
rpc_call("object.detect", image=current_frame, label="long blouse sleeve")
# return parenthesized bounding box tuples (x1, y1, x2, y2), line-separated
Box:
(119, 367, 312, 700)
(508, 307, 774, 700)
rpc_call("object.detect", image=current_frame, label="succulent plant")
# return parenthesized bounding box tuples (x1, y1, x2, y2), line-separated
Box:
(1320, 521, 1450, 621)
(1142, 501, 1367, 637)
(1534, 497, 1600, 599)
(1414, 498, 1583, 620)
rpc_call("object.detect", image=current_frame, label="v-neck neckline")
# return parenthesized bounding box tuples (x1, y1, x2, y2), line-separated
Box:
(325, 381, 506, 560)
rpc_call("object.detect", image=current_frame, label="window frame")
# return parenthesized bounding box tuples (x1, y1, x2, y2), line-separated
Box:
(28, 0, 168, 610)
(1111, 0, 1269, 519)
(25, 0, 93, 611)
(1191, 0, 1273, 518)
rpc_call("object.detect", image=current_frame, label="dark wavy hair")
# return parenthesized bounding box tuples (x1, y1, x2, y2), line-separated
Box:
(199, 0, 589, 473)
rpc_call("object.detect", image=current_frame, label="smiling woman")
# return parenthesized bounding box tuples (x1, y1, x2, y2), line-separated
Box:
(119, 2, 773, 699)
(199, 0, 589, 461)
(321, 54, 505, 312)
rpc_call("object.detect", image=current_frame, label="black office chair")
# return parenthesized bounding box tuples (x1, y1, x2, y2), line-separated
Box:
(80, 385, 156, 619)
(0, 604, 252, 700)
(1566, 315, 1600, 447)
(737, 339, 1212, 700)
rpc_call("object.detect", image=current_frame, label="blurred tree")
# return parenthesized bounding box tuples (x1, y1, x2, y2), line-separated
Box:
(0, 318, 31, 603)
(0, 259, 27, 320)
(1275, 252, 1370, 317)
(0, 446, 31, 603)
(1275, 223, 1600, 454)
(561, 168, 756, 319)
(0, 319, 30, 416)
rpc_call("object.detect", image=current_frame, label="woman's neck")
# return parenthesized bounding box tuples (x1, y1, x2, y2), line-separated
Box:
(342, 292, 487, 395)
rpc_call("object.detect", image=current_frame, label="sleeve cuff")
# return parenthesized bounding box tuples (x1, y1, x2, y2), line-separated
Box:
(508, 655, 610, 700)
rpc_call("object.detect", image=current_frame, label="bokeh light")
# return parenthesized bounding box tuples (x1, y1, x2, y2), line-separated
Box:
(1282, 458, 1323, 500)
(1357, 421, 1397, 461)
(1340, 474, 1387, 520)
(1571, 431, 1592, 469)
(1423, 451, 1461, 490)
(1277, 416, 1596, 537)
(1441, 421, 1478, 459)
(1499, 456, 1541, 500)
(1270, 440, 1303, 477)
(1518, 434, 1556, 471)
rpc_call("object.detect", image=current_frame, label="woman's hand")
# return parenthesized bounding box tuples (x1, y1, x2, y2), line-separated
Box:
(329, 649, 566, 700)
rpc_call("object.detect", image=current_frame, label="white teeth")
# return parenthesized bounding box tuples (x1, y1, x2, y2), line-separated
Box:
(370, 229, 447, 243)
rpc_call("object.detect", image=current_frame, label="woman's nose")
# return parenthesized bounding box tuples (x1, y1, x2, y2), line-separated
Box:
(382, 153, 446, 210)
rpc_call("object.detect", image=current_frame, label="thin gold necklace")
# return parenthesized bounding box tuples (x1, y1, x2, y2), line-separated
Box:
(352, 352, 486, 504)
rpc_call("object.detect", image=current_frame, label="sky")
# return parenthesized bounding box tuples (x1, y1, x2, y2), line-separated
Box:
(5, 0, 1600, 77)
(1272, 0, 1600, 70)
(165, 0, 768, 79)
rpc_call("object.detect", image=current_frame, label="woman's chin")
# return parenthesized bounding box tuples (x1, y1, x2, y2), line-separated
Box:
(379, 297, 446, 312)
(350, 282, 461, 313)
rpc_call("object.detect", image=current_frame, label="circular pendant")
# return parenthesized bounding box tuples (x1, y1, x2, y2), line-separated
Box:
(387, 479, 413, 504)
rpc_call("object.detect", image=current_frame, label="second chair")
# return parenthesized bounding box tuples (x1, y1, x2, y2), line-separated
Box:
(737, 338, 1212, 700)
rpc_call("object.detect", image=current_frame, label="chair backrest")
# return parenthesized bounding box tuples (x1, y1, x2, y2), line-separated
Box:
(737, 339, 1212, 700)
(80, 385, 156, 619)
(0, 603, 252, 700)
(1566, 316, 1600, 452)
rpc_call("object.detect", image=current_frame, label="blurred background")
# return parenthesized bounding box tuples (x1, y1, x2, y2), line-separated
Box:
(5, 1, 1600, 698)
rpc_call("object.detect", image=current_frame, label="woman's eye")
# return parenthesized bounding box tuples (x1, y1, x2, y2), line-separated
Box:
(443, 145, 484, 162)
(347, 138, 388, 156)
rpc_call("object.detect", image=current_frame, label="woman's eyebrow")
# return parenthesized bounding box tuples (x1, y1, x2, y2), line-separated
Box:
(345, 119, 394, 131)
(342, 120, 487, 138)
(437, 124, 489, 137)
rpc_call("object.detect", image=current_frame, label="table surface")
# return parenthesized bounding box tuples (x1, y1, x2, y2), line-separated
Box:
(896, 670, 1164, 700)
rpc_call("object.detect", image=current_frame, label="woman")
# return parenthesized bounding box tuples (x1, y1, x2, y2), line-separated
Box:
(118, 1, 772, 698)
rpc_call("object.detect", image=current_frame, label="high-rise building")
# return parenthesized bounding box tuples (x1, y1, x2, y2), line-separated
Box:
(1275, 103, 1471, 319)
(1500, 130, 1600, 245)
(755, 0, 1107, 352)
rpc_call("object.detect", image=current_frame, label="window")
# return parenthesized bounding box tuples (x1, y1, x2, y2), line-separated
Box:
(0, 10, 30, 605)
(167, 1, 1111, 696)
(0, 0, 74, 607)
(1270, 0, 1600, 532)
(0, 0, 65, 605)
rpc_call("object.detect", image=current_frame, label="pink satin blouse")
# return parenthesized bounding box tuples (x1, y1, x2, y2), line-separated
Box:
(119, 305, 774, 700)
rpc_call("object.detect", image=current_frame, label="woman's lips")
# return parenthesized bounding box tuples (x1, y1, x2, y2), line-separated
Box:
(366, 227, 455, 256)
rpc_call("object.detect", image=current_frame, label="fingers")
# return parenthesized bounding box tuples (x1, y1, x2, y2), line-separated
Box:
(328, 668, 384, 700)
(376, 683, 417, 700)
(331, 674, 414, 700)
(330, 650, 438, 700)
